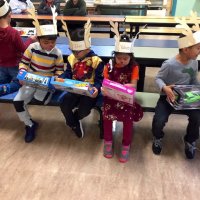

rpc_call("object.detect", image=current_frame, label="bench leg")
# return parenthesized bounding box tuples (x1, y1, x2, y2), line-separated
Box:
(94, 106, 104, 139)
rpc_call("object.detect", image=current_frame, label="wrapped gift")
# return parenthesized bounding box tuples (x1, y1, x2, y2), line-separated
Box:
(102, 79, 136, 105)
(50, 77, 94, 97)
(14, 27, 36, 36)
(17, 70, 52, 90)
(168, 85, 200, 110)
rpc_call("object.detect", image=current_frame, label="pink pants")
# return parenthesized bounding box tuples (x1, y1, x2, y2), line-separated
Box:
(103, 120, 133, 146)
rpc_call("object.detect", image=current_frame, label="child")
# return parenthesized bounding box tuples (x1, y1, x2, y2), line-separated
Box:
(152, 13, 200, 159)
(59, 20, 104, 138)
(37, 0, 61, 15)
(9, 0, 34, 14)
(13, 7, 64, 143)
(0, 0, 35, 96)
(101, 22, 143, 163)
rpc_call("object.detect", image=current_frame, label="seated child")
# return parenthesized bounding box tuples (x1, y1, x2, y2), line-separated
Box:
(9, 0, 34, 14)
(13, 7, 64, 143)
(101, 22, 143, 163)
(59, 20, 104, 138)
(152, 13, 200, 159)
(0, 0, 36, 96)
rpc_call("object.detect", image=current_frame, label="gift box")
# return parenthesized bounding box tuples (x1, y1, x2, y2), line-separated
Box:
(50, 77, 94, 97)
(14, 27, 36, 36)
(17, 71, 52, 90)
(168, 85, 200, 110)
(102, 79, 136, 105)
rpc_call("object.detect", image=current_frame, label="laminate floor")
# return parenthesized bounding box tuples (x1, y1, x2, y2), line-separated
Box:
(0, 103, 200, 200)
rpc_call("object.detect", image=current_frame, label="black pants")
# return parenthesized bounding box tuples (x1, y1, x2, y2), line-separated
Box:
(60, 92, 97, 127)
(152, 96, 200, 143)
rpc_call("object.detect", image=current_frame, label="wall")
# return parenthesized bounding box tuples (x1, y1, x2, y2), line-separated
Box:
(172, 0, 200, 16)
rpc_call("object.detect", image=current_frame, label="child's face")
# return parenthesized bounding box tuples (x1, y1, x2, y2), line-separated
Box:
(186, 43, 200, 60)
(72, 49, 89, 60)
(39, 38, 56, 52)
(115, 53, 131, 68)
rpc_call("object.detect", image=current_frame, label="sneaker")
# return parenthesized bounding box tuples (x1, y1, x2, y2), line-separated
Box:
(184, 140, 196, 159)
(152, 137, 162, 155)
(72, 120, 84, 138)
(24, 120, 39, 143)
(119, 145, 130, 163)
(103, 141, 113, 159)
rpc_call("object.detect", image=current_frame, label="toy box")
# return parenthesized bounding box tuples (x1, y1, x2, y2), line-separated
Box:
(17, 70, 52, 90)
(50, 77, 94, 97)
(102, 79, 136, 105)
(14, 27, 36, 36)
(168, 85, 200, 110)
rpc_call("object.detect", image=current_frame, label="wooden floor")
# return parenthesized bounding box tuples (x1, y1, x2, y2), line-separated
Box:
(0, 103, 200, 200)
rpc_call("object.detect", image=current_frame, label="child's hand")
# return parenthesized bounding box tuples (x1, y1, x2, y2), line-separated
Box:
(162, 85, 175, 102)
(19, 80, 24, 85)
(101, 87, 107, 96)
(30, 35, 37, 42)
(91, 87, 98, 98)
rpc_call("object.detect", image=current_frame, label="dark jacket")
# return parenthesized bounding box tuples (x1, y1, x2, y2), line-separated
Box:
(63, 0, 87, 16)
(37, 0, 61, 15)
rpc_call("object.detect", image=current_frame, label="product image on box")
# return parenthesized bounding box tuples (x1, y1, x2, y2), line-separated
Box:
(51, 77, 94, 97)
(14, 27, 36, 36)
(102, 79, 136, 105)
(17, 71, 52, 90)
(168, 85, 200, 110)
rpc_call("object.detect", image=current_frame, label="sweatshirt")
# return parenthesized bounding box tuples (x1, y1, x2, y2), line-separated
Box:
(0, 26, 33, 67)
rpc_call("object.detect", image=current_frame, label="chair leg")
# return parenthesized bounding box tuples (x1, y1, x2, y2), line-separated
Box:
(94, 106, 104, 139)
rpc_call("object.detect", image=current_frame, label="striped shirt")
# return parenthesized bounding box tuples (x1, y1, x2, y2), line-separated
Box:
(19, 42, 64, 76)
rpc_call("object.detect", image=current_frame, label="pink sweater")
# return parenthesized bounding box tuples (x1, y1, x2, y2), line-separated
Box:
(0, 26, 33, 67)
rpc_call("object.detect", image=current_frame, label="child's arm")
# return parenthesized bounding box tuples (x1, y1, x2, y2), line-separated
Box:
(54, 52, 64, 76)
(19, 46, 32, 72)
(124, 65, 139, 88)
(58, 59, 72, 79)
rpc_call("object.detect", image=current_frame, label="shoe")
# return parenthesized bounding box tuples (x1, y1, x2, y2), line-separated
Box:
(24, 120, 38, 143)
(152, 137, 162, 155)
(103, 141, 113, 159)
(119, 145, 130, 163)
(184, 139, 196, 159)
(72, 120, 84, 138)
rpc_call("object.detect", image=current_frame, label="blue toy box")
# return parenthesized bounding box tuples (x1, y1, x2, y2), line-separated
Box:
(50, 77, 94, 97)
(17, 70, 52, 90)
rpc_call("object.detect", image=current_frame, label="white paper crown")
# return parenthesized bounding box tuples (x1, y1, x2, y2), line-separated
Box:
(61, 19, 91, 51)
(176, 11, 200, 49)
(110, 21, 136, 53)
(0, 0, 9, 17)
(27, 6, 57, 36)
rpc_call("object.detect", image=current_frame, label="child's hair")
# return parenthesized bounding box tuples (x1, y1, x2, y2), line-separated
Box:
(70, 28, 85, 41)
(0, 0, 11, 19)
(37, 20, 58, 41)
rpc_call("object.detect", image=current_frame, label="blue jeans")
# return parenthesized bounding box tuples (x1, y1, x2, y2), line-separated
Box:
(0, 67, 21, 96)
(152, 95, 200, 143)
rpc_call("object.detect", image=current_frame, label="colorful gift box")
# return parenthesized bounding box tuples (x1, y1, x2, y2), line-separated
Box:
(102, 79, 136, 105)
(50, 77, 94, 97)
(14, 27, 36, 36)
(168, 85, 200, 110)
(17, 70, 52, 90)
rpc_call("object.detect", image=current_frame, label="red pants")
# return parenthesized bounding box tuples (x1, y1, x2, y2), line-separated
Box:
(103, 120, 133, 146)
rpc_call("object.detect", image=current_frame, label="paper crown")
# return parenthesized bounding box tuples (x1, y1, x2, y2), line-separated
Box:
(61, 19, 91, 51)
(0, 0, 9, 17)
(110, 21, 137, 53)
(27, 6, 57, 36)
(176, 11, 200, 49)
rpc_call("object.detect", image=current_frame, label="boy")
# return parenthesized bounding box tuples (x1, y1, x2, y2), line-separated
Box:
(13, 7, 64, 143)
(152, 14, 200, 159)
(60, 20, 104, 138)
(0, 0, 35, 96)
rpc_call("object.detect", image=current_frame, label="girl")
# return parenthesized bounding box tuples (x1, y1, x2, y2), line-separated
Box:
(101, 30, 143, 163)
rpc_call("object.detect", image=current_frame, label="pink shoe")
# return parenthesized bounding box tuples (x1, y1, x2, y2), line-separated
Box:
(103, 141, 113, 159)
(119, 145, 130, 163)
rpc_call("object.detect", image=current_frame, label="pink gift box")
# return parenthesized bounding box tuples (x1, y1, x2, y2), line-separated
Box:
(102, 79, 136, 105)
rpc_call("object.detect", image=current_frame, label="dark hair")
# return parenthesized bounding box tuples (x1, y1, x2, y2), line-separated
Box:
(37, 35, 57, 41)
(0, 0, 11, 19)
(70, 28, 84, 41)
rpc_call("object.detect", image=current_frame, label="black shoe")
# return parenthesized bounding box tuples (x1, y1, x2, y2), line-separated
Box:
(152, 137, 162, 155)
(24, 120, 39, 143)
(184, 139, 196, 159)
(72, 120, 84, 138)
